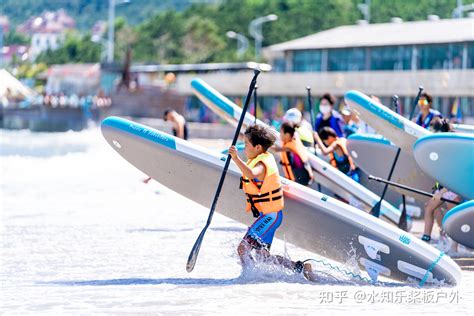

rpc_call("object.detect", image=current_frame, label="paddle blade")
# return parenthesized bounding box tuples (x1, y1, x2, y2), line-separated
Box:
(186, 228, 207, 273)
(370, 201, 381, 218)
(398, 200, 408, 231)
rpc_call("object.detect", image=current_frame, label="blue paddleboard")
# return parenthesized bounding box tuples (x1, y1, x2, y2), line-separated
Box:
(413, 133, 474, 200)
(442, 200, 474, 249)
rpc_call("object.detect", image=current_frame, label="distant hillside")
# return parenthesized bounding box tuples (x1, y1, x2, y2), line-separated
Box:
(0, 0, 202, 30)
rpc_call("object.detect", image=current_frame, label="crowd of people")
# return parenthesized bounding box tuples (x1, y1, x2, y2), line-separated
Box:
(153, 91, 464, 261)
(4, 92, 112, 110)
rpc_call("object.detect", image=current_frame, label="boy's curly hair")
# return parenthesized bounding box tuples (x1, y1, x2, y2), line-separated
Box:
(244, 124, 277, 151)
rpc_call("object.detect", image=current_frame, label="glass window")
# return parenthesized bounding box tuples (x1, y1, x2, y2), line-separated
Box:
(467, 43, 474, 69)
(370, 46, 412, 70)
(417, 44, 464, 70)
(292, 50, 322, 72)
(272, 58, 286, 72)
(328, 48, 366, 71)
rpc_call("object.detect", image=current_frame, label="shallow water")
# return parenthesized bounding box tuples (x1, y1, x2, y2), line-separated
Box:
(1, 128, 472, 315)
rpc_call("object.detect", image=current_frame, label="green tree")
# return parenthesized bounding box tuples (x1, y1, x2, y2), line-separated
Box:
(181, 17, 225, 63)
(35, 32, 101, 64)
(133, 11, 186, 63)
(3, 30, 29, 45)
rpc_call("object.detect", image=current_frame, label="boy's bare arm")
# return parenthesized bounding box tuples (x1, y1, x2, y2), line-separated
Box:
(228, 146, 266, 181)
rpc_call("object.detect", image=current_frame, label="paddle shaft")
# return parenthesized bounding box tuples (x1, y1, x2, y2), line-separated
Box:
(378, 96, 402, 200)
(186, 70, 261, 272)
(254, 85, 258, 123)
(306, 86, 322, 191)
(368, 176, 461, 205)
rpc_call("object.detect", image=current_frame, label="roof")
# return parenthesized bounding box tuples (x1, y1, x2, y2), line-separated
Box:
(266, 18, 474, 52)
(130, 62, 272, 73)
(46, 64, 100, 77)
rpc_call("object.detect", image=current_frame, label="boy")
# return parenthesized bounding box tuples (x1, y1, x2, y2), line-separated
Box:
(228, 124, 316, 281)
(278, 122, 314, 186)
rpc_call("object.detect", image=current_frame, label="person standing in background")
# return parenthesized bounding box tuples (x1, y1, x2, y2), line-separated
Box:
(313, 93, 345, 138)
(144, 109, 188, 184)
(415, 92, 442, 129)
(164, 109, 188, 140)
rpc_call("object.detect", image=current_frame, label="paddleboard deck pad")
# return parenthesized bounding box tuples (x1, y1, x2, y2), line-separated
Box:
(101, 116, 461, 286)
(442, 200, 474, 249)
(191, 78, 404, 226)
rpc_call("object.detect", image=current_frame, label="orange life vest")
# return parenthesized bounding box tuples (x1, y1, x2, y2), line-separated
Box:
(328, 138, 351, 174)
(240, 152, 284, 215)
(280, 138, 309, 181)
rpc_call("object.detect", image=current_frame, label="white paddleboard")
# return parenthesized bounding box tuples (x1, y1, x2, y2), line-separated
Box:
(344, 90, 430, 154)
(101, 116, 461, 285)
(347, 133, 437, 202)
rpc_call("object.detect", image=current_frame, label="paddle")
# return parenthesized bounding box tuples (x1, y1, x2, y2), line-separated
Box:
(391, 95, 408, 231)
(253, 85, 258, 124)
(306, 86, 322, 191)
(398, 195, 408, 231)
(368, 175, 461, 205)
(370, 87, 423, 218)
(186, 70, 261, 273)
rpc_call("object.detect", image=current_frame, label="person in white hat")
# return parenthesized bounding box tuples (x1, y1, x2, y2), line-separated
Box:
(282, 108, 314, 148)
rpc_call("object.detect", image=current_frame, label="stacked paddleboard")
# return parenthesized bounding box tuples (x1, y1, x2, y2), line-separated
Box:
(191, 79, 404, 227)
(101, 116, 461, 285)
(345, 90, 474, 249)
(347, 133, 436, 202)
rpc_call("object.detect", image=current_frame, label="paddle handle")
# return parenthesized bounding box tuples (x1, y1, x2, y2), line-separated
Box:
(408, 86, 424, 120)
(186, 70, 261, 273)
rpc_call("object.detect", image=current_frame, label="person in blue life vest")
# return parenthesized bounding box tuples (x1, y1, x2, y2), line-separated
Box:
(415, 92, 442, 129)
(228, 124, 317, 281)
(314, 93, 345, 138)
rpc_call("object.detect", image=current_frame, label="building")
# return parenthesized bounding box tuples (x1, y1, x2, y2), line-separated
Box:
(45, 63, 101, 95)
(17, 10, 75, 60)
(175, 17, 474, 121)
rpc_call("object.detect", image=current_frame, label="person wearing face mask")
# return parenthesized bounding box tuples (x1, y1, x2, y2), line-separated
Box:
(415, 92, 442, 129)
(314, 93, 345, 138)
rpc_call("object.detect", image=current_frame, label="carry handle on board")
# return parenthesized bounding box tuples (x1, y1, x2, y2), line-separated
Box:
(370, 87, 423, 218)
(368, 175, 461, 205)
(186, 69, 261, 273)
